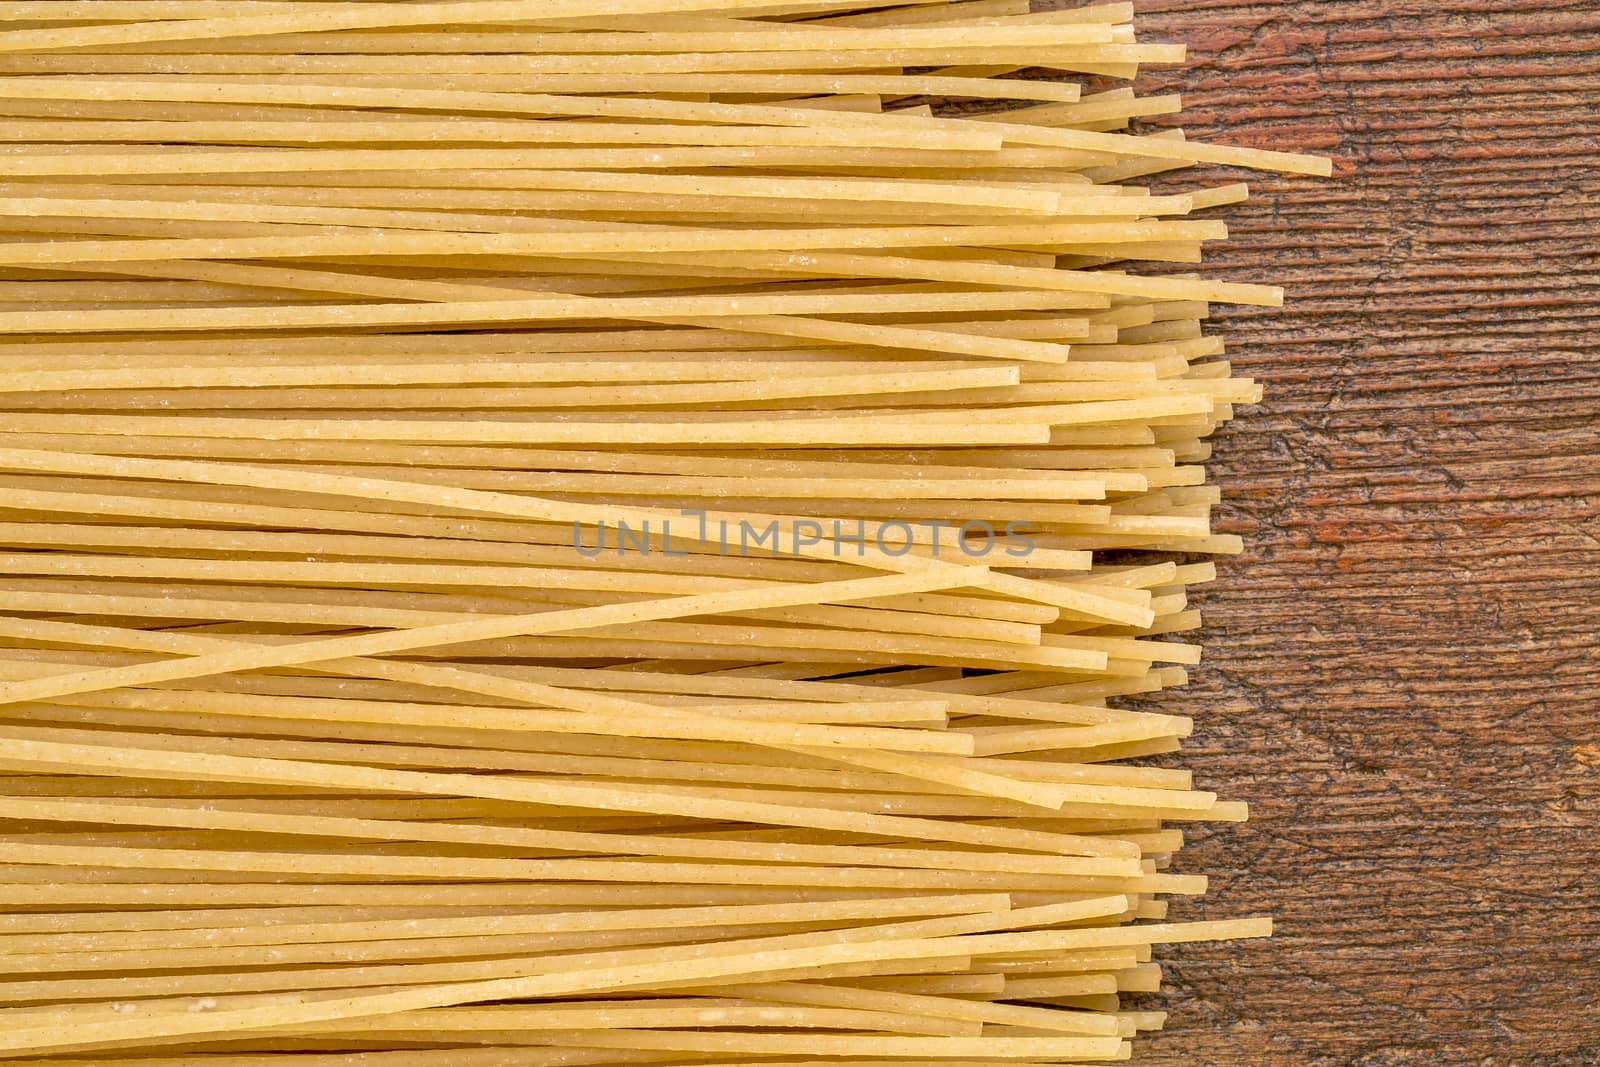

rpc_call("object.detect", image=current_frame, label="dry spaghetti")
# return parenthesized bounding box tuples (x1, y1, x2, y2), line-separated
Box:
(0, 0, 1324, 1061)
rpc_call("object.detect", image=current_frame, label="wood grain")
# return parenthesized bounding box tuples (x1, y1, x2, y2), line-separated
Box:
(1105, 2, 1600, 1064)
(0, 4, 1587, 1062)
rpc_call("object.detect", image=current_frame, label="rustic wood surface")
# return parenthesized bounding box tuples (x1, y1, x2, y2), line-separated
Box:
(1109, 2, 1600, 1064)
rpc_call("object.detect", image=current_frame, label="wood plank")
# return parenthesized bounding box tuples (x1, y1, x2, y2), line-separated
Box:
(1117, 2, 1600, 1062)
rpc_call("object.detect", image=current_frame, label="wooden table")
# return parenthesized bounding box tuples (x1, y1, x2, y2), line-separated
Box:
(1119, 3, 1600, 1063)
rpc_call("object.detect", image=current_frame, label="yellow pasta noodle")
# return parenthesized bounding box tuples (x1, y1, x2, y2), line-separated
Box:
(0, 0, 1321, 1060)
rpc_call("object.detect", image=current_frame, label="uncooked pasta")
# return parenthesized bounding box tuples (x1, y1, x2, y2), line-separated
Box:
(0, 0, 1325, 1061)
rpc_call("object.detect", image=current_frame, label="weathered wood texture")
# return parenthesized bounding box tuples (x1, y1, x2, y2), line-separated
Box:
(1112, 2, 1600, 1064)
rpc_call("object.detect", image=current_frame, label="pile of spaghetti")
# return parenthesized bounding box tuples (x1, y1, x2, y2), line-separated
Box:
(0, 0, 1327, 1062)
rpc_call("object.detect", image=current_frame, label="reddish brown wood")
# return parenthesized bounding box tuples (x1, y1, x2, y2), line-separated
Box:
(1106, 2, 1600, 1064)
